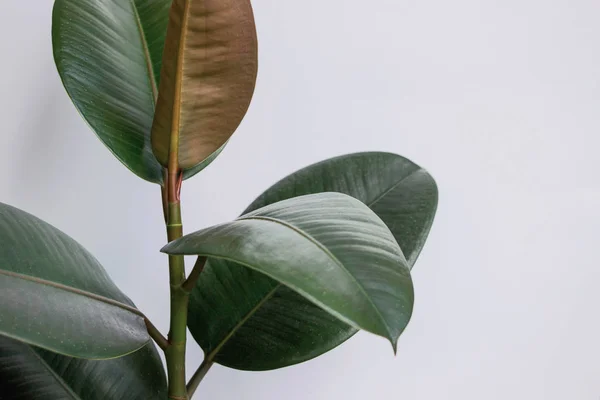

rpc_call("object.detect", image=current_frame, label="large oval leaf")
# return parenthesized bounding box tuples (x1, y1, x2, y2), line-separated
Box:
(0, 202, 149, 359)
(163, 193, 414, 349)
(188, 152, 437, 370)
(0, 332, 166, 399)
(52, 0, 169, 183)
(52, 0, 220, 183)
(151, 0, 258, 169)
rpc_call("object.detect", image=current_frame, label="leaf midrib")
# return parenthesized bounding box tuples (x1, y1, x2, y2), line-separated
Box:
(28, 347, 81, 400)
(169, 0, 191, 168)
(0, 270, 144, 319)
(367, 166, 422, 208)
(235, 215, 393, 339)
(130, 0, 158, 103)
(206, 285, 280, 361)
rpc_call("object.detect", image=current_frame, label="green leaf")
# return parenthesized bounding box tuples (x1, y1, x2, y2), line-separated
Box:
(151, 0, 258, 170)
(52, 0, 220, 184)
(0, 332, 166, 399)
(0, 202, 149, 359)
(187, 152, 437, 370)
(246, 152, 438, 266)
(187, 259, 355, 370)
(163, 193, 414, 351)
(52, 0, 169, 184)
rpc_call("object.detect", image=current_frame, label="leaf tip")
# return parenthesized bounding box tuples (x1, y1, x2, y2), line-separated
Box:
(391, 338, 399, 355)
(159, 243, 171, 254)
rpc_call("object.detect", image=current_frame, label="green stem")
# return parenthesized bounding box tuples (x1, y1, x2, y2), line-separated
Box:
(165, 285, 188, 399)
(164, 172, 190, 400)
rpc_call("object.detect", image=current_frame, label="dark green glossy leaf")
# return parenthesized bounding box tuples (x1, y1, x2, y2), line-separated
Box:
(52, 0, 169, 183)
(0, 202, 149, 359)
(246, 152, 438, 266)
(163, 193, 414, 354)
(188, 152, 437, 370)
(0, 332, 166, 399)
(188, 259, 354, 370)
(52, 0, 220, 184)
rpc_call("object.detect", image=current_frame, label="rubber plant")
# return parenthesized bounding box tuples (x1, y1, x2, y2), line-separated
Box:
(0, 1, 438, 399)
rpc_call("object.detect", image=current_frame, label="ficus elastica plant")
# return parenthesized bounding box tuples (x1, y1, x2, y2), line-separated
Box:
(0, 1, 438, 399)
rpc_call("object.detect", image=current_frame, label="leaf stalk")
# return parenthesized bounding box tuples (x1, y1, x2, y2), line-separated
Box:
(187, 359, 214, 399)
(144, 318, 169, 351)
(182, 257, 206, 293)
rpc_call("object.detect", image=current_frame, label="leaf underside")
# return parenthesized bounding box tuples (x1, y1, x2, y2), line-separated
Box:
(151, 0, 258, 169)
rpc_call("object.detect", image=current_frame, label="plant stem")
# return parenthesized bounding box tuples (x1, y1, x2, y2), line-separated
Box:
(187, 359, 214, 399)
(164, 171, 190, 400)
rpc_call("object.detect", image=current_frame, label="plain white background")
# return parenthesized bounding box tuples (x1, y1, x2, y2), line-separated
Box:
(1, 1, 599, 399)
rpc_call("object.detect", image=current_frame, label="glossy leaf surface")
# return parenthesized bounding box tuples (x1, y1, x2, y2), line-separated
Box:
(151, 0, 258, 169)
(163, 193, 414, 350)
(0, 202, 149, 359)
(188, 152, 437, 370)
(246, 152, 438, 266)
(52, 0, 169, 183)
(0, 332, 166, 399)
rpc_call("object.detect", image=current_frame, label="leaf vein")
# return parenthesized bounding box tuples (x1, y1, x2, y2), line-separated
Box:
(367, 167, 422, 207)
(0, 270, 145, 319)
(27, 348, 81, 400)
(236, 215, 393, 339)
(206, 285, 280, 361)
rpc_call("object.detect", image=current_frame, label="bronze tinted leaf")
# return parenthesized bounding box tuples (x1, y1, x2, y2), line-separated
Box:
(152, 0, 258, 169)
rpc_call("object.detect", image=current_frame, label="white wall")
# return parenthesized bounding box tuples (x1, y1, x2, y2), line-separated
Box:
(1, 1, 599, 399)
